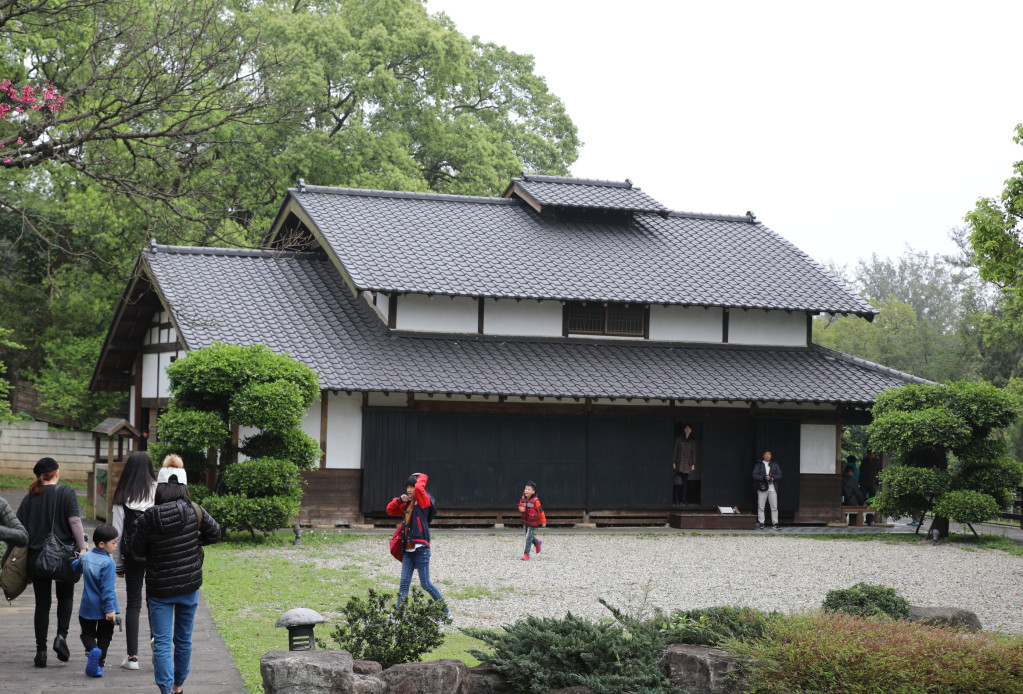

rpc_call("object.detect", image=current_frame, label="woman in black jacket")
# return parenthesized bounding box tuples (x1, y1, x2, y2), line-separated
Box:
(132, 466, 221, 694)
(16, 457, 88, 668)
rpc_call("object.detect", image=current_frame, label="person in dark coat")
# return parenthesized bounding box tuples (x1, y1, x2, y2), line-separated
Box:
(672, 423, 696, 506)
(16, 457, 88, 668)
(859, 450, 882, 499)
(0, 495, 28, 548)
(842, 465, 866, 506)
(752, 451, 783, 530)
(132, 466, 221, 694)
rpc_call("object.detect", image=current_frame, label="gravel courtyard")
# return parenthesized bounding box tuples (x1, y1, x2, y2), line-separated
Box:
(316, 530, 1023, 634)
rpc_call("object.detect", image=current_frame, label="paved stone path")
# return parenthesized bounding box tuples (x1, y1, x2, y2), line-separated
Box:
(0, 490, 247, 693)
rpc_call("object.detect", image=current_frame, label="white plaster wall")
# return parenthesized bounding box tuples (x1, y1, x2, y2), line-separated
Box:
(326, 391, 362, 469)
(728, 310, 807, 346)
(396, 294, 477, 332)
(800, 423, 838, 473)
(236, 425, 259, 462)
(141, 353, 159, 398)
(301, 397, 322, 444)
(129, 384, 136, 422)
(379, 293, 390, 323)
(649, 305, 723, 342)
(484, 299, 562, 337)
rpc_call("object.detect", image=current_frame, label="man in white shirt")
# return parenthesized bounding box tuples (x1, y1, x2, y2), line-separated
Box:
(752, 450, 782, 529)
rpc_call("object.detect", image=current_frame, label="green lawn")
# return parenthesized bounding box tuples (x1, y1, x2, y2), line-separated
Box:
(201, 530, 485, 693)
(0, 473, 88, 490)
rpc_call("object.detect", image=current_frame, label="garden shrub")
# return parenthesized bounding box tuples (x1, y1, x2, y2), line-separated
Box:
(822, 583, 910, 620)
(730, 612, 1023, 694)
(221, 457, 302, 499)
(203, 458, 303, 538)
(241, 428, 321, 470)
(154, 406, 230, 454)
(201, 494, 300, 538)
(229, 380, 307, 432)
(657, 605, 778, 646)
(325, 587, 450, 669)
(932, 489, 1002, 525)
(464, 602, 670, 694)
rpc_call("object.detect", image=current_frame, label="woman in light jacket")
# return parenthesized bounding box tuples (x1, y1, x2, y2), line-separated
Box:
(132, 466, 221, 694)
(16, 457, 88, 668)
(111, 451, 158, 671)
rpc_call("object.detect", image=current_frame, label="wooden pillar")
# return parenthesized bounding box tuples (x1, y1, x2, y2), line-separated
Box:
(319, 391, 328, 470)
(107, 437, 115, 466)
(205, 448, 217, 490)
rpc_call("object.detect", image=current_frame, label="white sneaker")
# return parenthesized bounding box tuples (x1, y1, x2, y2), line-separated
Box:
(121, 656, 139, 670)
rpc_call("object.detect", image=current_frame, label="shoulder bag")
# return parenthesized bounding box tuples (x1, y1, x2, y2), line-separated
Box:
(1, 544, 30, 601)
(33, 488, 81, 584)
(389, 524, 404, 562)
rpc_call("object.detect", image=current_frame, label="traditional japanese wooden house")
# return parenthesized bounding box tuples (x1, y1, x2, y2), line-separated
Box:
(92, 176, 924, 526)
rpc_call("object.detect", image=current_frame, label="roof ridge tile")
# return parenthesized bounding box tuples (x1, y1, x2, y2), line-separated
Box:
(291, 185, 512, 205)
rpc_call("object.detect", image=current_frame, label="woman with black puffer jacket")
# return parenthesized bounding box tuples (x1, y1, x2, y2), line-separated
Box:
(131, 466, 221, 694)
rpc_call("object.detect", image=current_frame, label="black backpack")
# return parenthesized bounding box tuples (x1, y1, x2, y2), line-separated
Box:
(120, 506, 143, 563)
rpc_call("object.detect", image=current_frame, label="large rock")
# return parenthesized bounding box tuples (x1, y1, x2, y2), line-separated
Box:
(353, 659, 383, 675)
(261, 650, 355, 694)
(658, 644, 745, 694)
(468, 663, 517, 694)
(379, 658, 471, 694)
(909, 606, 982, 632)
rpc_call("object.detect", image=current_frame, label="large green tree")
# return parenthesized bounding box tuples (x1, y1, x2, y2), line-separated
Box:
(0, 0, 578, 426)
(867, 381, 1023, 537)
(967, 123, 1023, 287)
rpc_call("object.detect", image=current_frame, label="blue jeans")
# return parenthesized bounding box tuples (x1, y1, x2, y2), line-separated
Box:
(149, 590, 198, 694)
(397, 546, 447, 613)
(523, 525, 541, 555)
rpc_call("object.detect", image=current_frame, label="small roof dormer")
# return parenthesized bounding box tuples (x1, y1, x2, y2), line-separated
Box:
(502, 174, 670, 223)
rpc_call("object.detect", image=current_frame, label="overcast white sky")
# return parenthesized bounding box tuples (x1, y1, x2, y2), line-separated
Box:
(426, 0, 1023, 270)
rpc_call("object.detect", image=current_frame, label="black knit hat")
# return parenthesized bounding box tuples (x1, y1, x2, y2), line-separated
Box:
(33, 457, 59, 476)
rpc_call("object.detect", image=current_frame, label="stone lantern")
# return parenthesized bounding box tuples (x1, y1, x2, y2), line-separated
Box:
(275, 607, 327, 651)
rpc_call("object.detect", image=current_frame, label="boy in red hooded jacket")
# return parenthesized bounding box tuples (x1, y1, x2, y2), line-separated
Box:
(518, 480, 546, 561)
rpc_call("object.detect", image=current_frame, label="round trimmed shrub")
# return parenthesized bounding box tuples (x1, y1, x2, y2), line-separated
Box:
(221, 457, 302, 500)
(230, 380, 307, 432)
(822, 582, 911, 620)
(932, 489, 1001, 525)
(241, 428, 321, 470)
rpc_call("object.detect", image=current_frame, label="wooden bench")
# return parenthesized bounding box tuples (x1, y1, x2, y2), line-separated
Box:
(842, 506, 876, 527)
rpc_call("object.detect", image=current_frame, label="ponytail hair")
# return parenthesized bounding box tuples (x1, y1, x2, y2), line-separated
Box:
(29, 470, 58, 496)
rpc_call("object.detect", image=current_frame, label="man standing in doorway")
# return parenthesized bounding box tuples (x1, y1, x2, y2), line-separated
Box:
(753, 450, 782, 530)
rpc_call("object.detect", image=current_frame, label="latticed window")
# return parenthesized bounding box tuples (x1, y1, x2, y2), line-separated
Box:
(565, 302, 647, 337)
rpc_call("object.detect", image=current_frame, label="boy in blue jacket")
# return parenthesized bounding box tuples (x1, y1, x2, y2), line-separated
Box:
(72, 522, 120, 677)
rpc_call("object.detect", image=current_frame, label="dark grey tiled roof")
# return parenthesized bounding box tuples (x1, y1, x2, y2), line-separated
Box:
(287, 186, 875, 317)
(506, 175, 670, 214)
(142, 246, 920, 404)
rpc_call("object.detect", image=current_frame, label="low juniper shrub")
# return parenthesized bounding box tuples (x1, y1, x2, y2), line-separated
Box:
(822, 582, 911, 620)
(657, 605, 778, 646)
(464, 599, 673, 694)
(323, 587, 450, 669)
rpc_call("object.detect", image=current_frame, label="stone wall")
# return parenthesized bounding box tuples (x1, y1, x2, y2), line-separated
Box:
(0, 421, 94, 481)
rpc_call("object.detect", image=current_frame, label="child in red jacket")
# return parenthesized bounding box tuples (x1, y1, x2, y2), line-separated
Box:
(518, 480, 546, 561)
